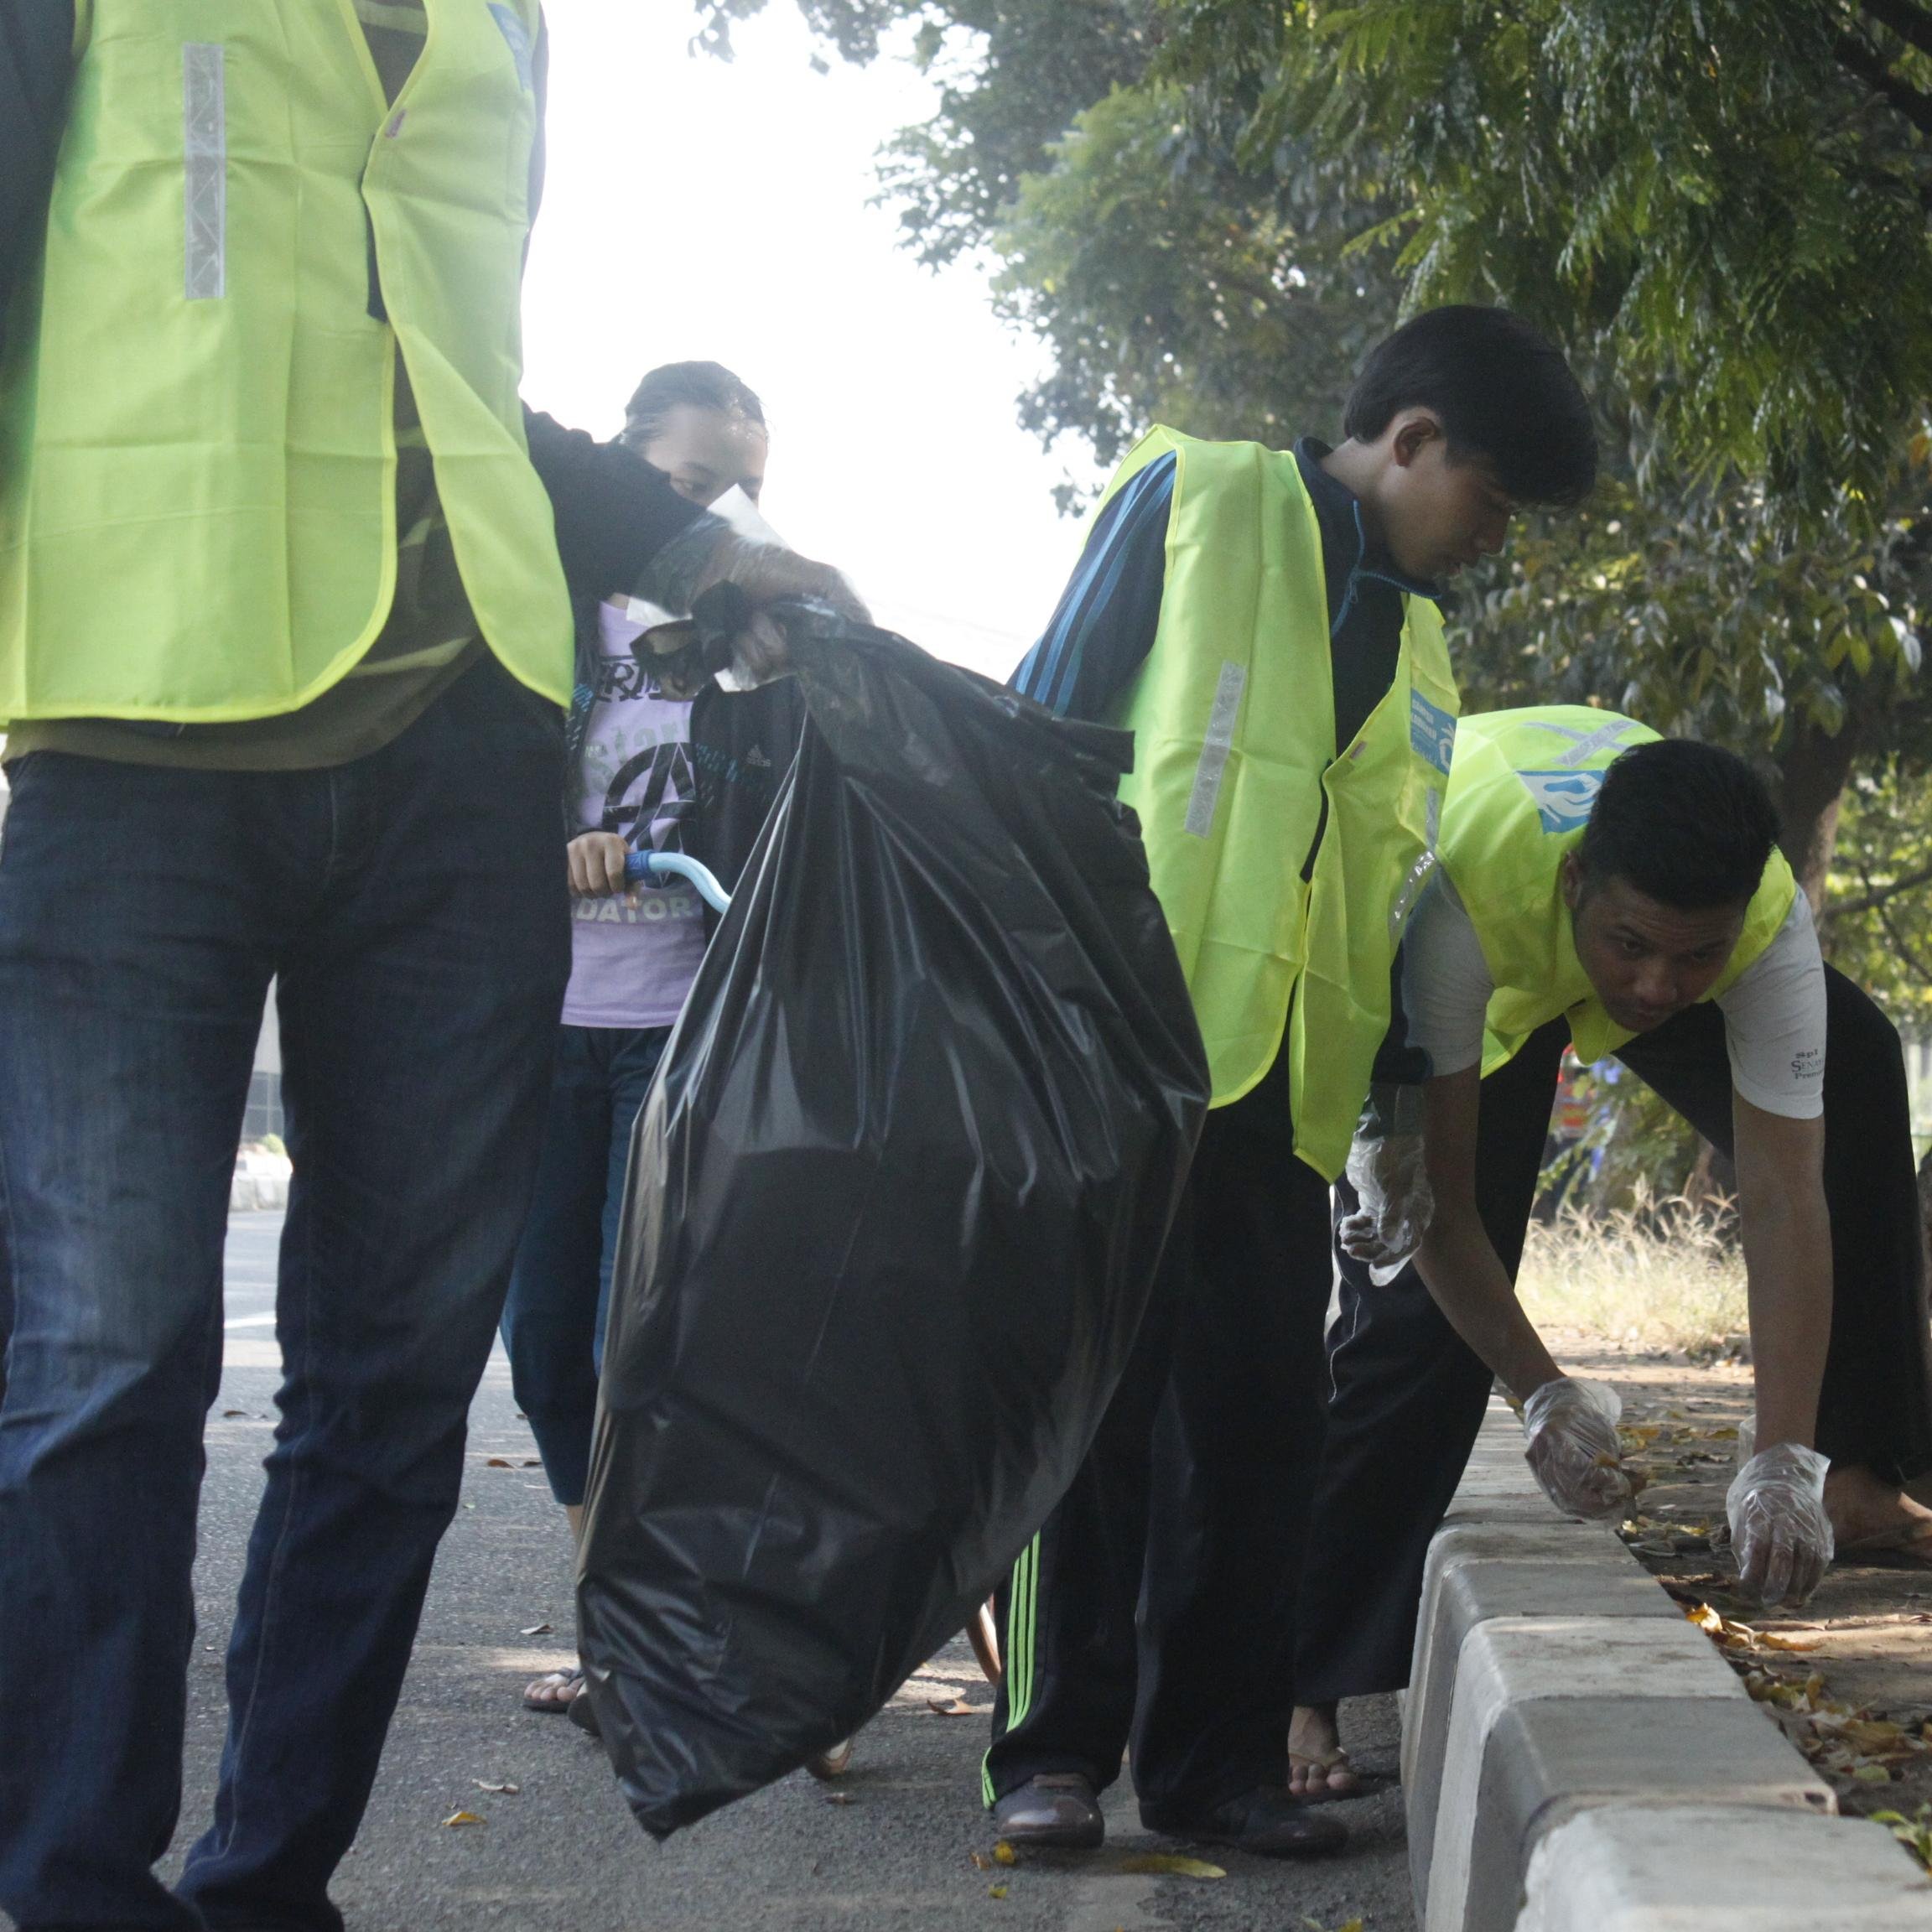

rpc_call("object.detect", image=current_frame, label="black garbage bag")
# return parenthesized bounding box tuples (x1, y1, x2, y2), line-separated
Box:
(576, 616, 1208, 1837)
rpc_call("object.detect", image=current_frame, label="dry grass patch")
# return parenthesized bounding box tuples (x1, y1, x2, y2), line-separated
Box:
(1515, 1197, 1749, 1357)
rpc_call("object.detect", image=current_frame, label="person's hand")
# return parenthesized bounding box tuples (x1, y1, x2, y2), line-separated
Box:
(568, 832, 631, 900)
(1521, 1375, 1631, 1519)
(688, 532, 869, 624)
(1727, 1442, 1833, 1607)
(1338, 1131, 1432, 1285)
(683, 532, 869, 684)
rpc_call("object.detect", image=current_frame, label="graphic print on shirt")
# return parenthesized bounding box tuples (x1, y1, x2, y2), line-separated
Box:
(578, 646, 699, 921)
(562, 606, 711, 1031)
(600, 737, 696, 856)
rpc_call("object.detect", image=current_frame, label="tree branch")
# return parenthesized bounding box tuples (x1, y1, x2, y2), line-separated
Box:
(1862, 0, 1932, 64)
(1821, 857, 1932, 920)
(1865, 862, 1932, 987)
(1835, 32, 1932, 137)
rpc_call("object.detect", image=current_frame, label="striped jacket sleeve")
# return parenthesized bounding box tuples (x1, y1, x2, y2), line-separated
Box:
(1010, 452, 1176, 723)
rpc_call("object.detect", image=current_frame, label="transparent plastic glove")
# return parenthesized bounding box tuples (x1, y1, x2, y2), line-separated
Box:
(1338, 1134, 1432, 1285)
(688, 530, 869, 632)
(1337, 1083, 1432, 1285)
(1522, 1375, 1632, 1519)
(1727, 1442, 1832, 1608)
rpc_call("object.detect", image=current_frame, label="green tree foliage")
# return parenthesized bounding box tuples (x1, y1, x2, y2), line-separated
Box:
(1161, 0, 1932, 511)
(1456, 461, 1932, 897)
(1817, 750, 1932, 1021)
(701, 0, 1932, 1020)
(988, 84, 1400, 486)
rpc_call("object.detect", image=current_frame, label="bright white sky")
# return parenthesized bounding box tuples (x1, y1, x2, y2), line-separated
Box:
(521, 0, 1102, 678)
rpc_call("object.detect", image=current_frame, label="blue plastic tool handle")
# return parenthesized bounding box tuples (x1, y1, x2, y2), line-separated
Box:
(623, 849, 732, 913)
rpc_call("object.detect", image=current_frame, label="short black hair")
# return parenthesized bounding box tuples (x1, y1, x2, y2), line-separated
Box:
(1343, 305, 1597, 508)
(621, 360, 766, 449)
(1577, 739, 1780, 910)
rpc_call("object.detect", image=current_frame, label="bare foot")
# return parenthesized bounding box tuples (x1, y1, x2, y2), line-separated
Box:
(1825, 1463, 1932, 1560)
(522, 1665, 585, 1713)
(1288, 1701, 1363, 1801)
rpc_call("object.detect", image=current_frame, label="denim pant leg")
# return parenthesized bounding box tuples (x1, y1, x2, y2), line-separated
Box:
(501, 1025, 670, 1507)
(502, 1029, 617, 1506)
(0, 751, 278, 1932)
(179, 665, 570, 1932)
(590, 1026, 672, 1381)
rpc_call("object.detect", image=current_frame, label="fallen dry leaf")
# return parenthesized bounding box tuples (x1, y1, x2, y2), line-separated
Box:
(1118, 1853, 1226, 1878)
(987, 1883, 1009, 1899)
(441, 1810, 483, 1827)
(519, 1622, 553, 1637)
(485, 1457, 514, 1468)
(969, 1851, 993, 1871)
(991, 1841, 1017, 1867)
(221, 1409, 247, 1418)
(471, 1780, 519, 1794)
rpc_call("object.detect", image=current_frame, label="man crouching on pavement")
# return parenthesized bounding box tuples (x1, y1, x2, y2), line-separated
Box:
(1288, 709, 1932, 1800)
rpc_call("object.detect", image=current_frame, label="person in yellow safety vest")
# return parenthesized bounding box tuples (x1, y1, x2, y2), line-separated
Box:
(0, 6, 859, 1927)
(980, 310, 1598, 1859)
(1292, 713, 1932, 1801)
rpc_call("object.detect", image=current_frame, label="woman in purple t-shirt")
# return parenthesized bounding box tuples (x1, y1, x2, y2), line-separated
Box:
(501, 361, 769, 1711)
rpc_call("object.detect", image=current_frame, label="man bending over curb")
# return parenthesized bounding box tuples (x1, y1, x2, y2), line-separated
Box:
(1291, 708, 1932, 1801)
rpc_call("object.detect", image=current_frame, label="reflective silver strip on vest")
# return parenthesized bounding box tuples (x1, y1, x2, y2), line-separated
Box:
(1388, 841, 1437, 940)
(183, 44, 226, 301)
(1183, 661, 1247, 838)
(1527, 716, 1640, 767)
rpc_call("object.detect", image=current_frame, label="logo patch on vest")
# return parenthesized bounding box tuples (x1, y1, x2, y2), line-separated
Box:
(489, 6, 537, 89)
(1409, 692, 1457, 775)
(1514, 768, 1605, 834)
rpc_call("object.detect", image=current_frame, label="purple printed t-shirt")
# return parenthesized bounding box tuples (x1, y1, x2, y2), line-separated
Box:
(561, 600, 709, 1031)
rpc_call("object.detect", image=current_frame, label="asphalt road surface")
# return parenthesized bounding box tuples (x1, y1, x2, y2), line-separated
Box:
(15, 1212, 1418, 1932)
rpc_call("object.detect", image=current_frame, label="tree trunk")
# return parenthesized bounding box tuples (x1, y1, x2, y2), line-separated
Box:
(1774, 718, 1862, 911)
(1917, 1143, 1932, 1262)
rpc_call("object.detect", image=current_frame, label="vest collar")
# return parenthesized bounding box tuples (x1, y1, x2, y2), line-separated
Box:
(1294, 437, 1444, 609)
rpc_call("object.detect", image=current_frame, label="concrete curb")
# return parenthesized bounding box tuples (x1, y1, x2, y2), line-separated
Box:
(1403, 1396, 1932, 1931)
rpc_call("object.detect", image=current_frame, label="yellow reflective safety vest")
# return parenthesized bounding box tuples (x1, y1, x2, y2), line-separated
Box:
(1436, 706, 1799, 1075)
(1105, 428, 1462, 1179)
(0, 0, 572, 724)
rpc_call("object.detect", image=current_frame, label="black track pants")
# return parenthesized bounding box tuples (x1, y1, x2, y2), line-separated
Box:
(1295, 964, 1932, 1704)
(983, 1046, 1337, 1816)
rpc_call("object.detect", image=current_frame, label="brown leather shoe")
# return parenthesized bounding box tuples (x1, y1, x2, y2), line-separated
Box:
(1141, 1784, 1348, 1858)
(989, 1772, 1105, 1849)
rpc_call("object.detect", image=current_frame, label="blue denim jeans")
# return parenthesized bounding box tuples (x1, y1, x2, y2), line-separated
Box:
(500, 1024, 670, 1507)
(0, 662, 570, 1932)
